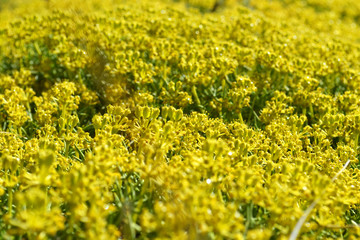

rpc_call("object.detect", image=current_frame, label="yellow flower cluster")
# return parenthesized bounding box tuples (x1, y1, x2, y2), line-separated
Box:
(1, 0, 360, 239)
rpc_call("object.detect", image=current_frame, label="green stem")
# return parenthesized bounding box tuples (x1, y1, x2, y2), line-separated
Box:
(222, 76, 226, 98)
(244, 202, 254, 239)
(238, 112, 244, 124)
(302, 107, 307, 116)
(191, 85, 204, 113)
(309, 104, 314, 118)
(65, 140, 70, 157)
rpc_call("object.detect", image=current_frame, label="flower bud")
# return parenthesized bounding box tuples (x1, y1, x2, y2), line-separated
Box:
(174, 109, 183, 121)
(93, 115, 103, 129)
(162, 106, 169, 119)
(168, 107, 175, 120)
(143, 106, 151, 119)
(164, 122, 173, 135)
(151, 108, 160, 119)
(205, 129, 213, 138)
(135, 106, 143, 118)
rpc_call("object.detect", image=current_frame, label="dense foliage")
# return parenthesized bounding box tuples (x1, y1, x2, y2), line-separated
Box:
(1, 0, 360, 239)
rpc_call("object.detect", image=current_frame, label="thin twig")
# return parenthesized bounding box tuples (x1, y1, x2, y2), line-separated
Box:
(289, 159, 351, 240)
